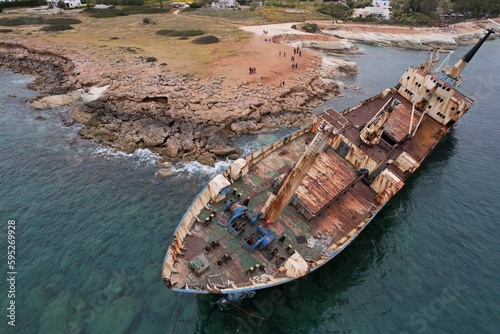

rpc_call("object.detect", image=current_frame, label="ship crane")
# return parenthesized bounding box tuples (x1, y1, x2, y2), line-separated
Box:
(360, 97, 400, 146)
(261, 122, 334, 222)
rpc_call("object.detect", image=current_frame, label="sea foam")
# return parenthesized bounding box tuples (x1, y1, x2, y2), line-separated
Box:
(92, 146, 160, 166)
(171, 159, 232, 178)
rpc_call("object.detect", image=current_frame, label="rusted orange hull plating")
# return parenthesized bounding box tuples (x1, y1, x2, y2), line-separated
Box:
(162, 46, 483, 294)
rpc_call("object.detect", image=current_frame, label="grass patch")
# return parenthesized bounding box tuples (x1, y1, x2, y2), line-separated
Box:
(0, 28, 13, 33)
(40, 25, 74, 32)
(0, 16, 81, 26)
(182, 8, 263, 24)
(84, 6, 169, 18)
(182, 4, 332, 24)
(156, 29, 205, 37)
(47, 18, 81, 25)
(192, 35, 219, 44)
(87, 8, 129, 18)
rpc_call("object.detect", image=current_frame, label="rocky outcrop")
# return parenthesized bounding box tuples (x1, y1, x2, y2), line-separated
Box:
(156, 168, 176, 179)
(303, 39, 359, 54)
(0, 42, 77, 94)
(320, 58, 358, 78)
(82, 73, 338, 165)
(274, 34, 360, 54)
(322, 29, 484, 50)
(31, 91, 81, 109)
(0, 41, 340, 166)
(31, 85, 110, 109)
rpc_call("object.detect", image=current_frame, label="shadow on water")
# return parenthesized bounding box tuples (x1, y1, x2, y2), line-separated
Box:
(192, 130, 459, 334)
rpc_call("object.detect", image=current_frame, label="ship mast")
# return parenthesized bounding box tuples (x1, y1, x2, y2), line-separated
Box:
(447, 22, 499, 80)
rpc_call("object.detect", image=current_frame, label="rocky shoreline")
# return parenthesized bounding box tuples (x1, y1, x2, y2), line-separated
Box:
(321, 25, 485, 50)
(0, 41, 341, 167)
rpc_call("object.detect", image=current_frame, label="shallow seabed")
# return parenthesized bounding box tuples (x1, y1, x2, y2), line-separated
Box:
(0, 41, 499, 333)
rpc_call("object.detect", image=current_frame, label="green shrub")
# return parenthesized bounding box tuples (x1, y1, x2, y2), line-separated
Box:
(389, 12, 435, 26)
(47, 18, 81, 25)
(86, 6, 168, 18)
(0, 17, 81, 26)
(143, 17, 151, 24)
(89, 9, 129, 18)
(156, 29, 205, 37)
(301, 23, 319, 33)
(266, 1, 296, 8)
(317, 3, 353, 19)
(0, 0, 46, 10)
(0, 28, 13, 33)
(40, 24, 74, 32)
(291, 24, 297, 29)
(192, 35, 219, 44)
(145, 57, 157, 62)
(0, 17, 44, 26)
(189, 2, 202, 8)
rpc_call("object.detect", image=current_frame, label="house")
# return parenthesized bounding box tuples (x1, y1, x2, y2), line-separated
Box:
(352, 0, 392, 20)
(211, 0, 237, 9)
(46, 0, 81, 8)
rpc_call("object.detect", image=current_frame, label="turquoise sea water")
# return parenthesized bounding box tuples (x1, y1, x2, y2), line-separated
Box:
(1, 41, 499, 333)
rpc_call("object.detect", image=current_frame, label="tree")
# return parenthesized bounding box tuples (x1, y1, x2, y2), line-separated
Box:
(453, 0, 500, 18)
(57, 0, 66, 9)
(318, 2, 353, 19)
(408, 0, 438, 16)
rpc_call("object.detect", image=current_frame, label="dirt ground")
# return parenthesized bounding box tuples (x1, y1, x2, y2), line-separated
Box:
(0, 11, 324, 91)
(1, 9, 495, 92)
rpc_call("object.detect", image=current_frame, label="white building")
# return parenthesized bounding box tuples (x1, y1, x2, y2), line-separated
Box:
(353, 0, 392, 20)
(211, 0, 237, 9)
(46, 0, 81, 8)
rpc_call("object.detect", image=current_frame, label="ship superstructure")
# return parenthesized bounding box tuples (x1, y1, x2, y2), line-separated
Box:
(162, 23, 498, 294)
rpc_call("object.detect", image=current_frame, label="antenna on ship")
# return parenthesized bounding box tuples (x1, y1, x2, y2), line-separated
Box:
(420, 48, 440, 73)
(446, 20, 500, 80)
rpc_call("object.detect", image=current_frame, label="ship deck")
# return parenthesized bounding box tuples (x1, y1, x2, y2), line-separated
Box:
(170, 130, 381, 290)
(168, 88, 452, 293)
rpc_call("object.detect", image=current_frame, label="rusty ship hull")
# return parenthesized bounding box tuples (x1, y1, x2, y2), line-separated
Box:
(162, 26, 497, 294)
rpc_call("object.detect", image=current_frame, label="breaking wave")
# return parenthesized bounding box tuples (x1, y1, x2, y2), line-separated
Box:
(171, 159, 232, 178)
(92, 146, 160, 166)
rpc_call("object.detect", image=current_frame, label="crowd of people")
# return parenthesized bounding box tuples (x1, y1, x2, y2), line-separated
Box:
(248, 40, 310, 87)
